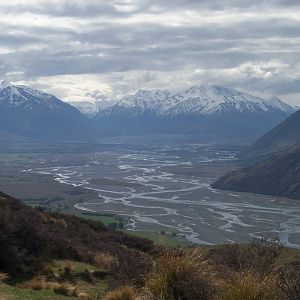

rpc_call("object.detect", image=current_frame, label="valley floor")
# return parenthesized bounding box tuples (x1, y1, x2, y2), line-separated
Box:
(1, 138, 300, 248)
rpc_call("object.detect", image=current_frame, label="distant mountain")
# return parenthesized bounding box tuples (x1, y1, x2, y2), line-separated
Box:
(0, 81, 94, 141)
(93, 85, 295, 140)
(240, 109, 300, 161)
(212, 107, 300, 199)
(212, 145, 300, 200)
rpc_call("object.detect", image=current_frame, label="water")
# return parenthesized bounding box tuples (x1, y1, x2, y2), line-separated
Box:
(26, 141, 300, 248)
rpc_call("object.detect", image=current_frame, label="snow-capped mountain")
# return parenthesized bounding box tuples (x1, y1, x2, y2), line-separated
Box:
(99, 86, 294, 116)
(93, 85, 295, 140)
(0, 81, 94, 141)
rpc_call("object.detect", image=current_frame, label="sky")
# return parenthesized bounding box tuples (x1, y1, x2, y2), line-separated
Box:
(0, 0, 300, 106)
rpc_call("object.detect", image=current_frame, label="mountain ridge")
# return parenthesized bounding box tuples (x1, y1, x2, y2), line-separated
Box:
(93, 85, 295, 140)
(0, 81, 96, 141)
(212, 108, 300, 199)
(97, 85, 295, 117)
(240, 109, 300, 161)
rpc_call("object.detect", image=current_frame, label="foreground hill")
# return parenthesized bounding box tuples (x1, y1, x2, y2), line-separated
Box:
(0, 81, 95, 141)
(93, 85, 294, 141)
(1, 191, 300, 299)
(241, 109, 300, 161)
(212, 145, 300, 200)
(0, 191, 153, 277)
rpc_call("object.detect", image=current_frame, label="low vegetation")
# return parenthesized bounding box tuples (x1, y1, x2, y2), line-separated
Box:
(1, 192, 300, 299)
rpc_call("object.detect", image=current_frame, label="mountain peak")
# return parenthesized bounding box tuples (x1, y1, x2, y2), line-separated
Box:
(266, 96, 295, 112)
(1, 80, 13, 89)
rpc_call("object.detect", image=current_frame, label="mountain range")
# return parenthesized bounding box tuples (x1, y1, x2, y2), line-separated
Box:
(0, 81, 296, 142)
(92, 85, 295, 140)
(213, 108, 300, 199)
(0, 81, 93, 141)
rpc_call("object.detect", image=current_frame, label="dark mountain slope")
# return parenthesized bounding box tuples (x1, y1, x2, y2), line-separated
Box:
(212, 146, 300, 200)
(241, 109, 300, 161)
(0, 82, 96, 141)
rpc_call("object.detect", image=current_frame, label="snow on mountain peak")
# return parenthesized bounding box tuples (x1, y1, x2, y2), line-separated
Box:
(1, 80, 13, 90)
(99, 85, 295, 117)
(266, 96, 295, 112)
(0, 81, 64, 110)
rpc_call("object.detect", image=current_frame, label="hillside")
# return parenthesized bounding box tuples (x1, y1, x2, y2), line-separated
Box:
(212, 145, 300, 200)
(93, 85, 295, 140)
(241, 109, 300, 161)
(0, 192, 154, 276)
(1, 191, 300, 299)
(0, 82, 95, 141)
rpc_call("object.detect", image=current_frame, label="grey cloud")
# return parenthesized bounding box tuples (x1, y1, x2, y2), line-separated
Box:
(0, 0, 299, 103)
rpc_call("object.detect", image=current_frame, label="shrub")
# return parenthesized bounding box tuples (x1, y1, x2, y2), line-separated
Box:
(207, 238, 282, 275)
(218, 272, 278, 300)
(144, 249, 216, 300)
(103, 286, 140, 300)
(107, 248, 152, 288)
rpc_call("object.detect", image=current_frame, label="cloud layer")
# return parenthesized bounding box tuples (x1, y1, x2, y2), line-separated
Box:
(0, 0, 300, 105)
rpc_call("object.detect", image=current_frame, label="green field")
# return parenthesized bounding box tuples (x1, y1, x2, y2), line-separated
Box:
(123, 230, 186, 247)
(0, 260, 107, 300)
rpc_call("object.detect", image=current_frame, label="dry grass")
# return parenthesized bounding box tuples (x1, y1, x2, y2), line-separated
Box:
(48, 281, 78, 296)
(0, 273, 9, 283)
(276, 265, 300, 300)
(217, 272, 278, 300)
(144, 249, 216, 300)
(63, 261, 74, 274)
(43, 262, 55, 275)
(103, 286, 140, 300)
(21, 276, 47, 290)
(95, 253, 115, 270)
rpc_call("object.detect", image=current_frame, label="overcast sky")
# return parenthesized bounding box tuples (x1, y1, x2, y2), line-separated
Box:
(0, 0, 300, 105)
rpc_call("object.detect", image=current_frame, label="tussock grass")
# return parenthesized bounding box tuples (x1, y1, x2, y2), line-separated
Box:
(103, 286, 139, 300)
(0, 273, 9, 283)
(144, 249, 216, 300)
(217, 272, 278, 300)
(48, 281, 78, 296)
(21, 276, 47, 290)
(95, 253, 115, 270)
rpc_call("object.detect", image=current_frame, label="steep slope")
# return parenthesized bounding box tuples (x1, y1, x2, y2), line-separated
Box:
(212, 146, 300, 200)
(0, 81, 94, 141)
(0, 191, 153, 276)
(241, 109, 300, 161)
(93, 85, 295, 140)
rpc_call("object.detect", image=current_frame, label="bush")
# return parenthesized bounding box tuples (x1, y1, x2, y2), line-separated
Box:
(144, 249, 216, 300)
(207, 238, 282, 275)
(277, 264, 300, 300)
(107, 248, 152, 288)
